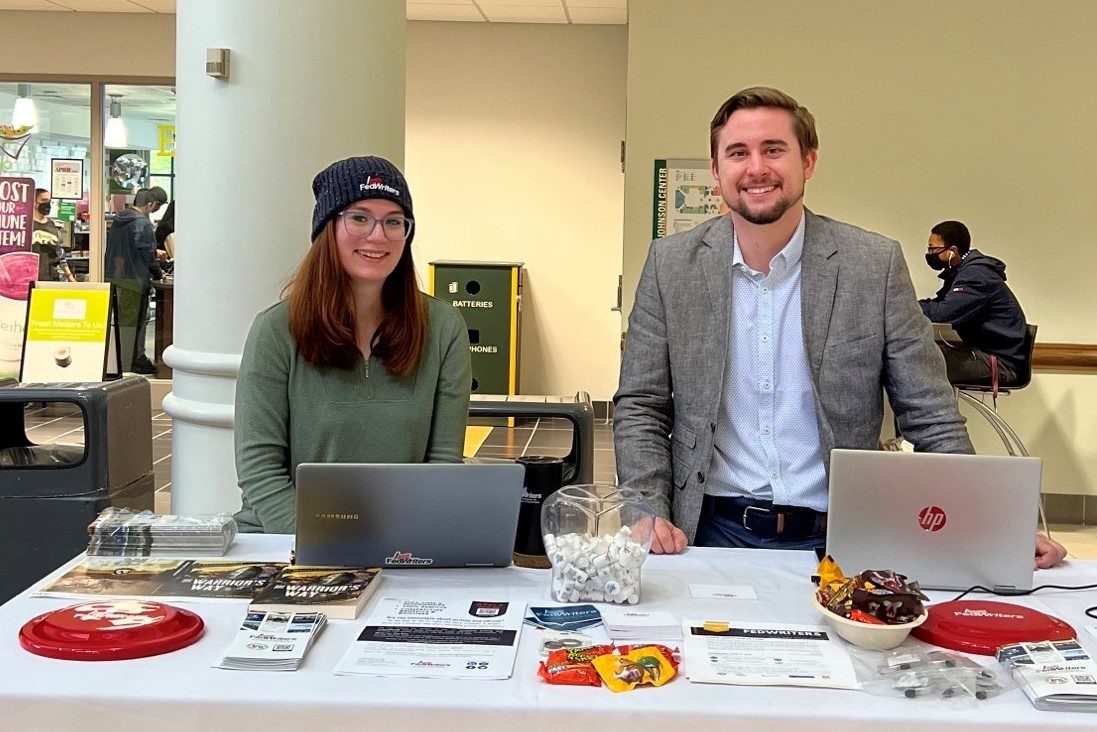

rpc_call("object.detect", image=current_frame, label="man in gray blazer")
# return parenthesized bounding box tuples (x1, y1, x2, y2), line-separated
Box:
(614, 86, 1065, 567)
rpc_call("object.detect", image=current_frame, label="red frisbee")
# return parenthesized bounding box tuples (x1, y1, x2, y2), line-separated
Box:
(912, 600, 1075, 656)
(20, 600, 204, 661)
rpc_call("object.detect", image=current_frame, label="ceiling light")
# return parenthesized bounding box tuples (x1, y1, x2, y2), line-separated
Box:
(12, 84, 38, 129)
(105, 94, 128, 148)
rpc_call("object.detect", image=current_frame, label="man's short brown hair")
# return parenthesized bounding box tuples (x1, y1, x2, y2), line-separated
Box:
(709, 86, 819, 159)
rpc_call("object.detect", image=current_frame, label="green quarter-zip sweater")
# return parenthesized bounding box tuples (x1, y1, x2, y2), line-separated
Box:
(233, 295, 471, 533)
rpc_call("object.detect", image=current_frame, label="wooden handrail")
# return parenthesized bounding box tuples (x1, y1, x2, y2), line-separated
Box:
(1033, 343, 1097, 371)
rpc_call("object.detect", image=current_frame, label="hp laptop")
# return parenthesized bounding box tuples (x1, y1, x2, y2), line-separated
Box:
(295, 463, 525, 568)
(825, 449, 1042, 591)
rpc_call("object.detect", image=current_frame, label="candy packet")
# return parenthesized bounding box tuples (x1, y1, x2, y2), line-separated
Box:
(537, 644, 615, 687)
(592, 645, 677, 692)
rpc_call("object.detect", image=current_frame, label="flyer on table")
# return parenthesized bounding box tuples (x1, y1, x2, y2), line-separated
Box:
(334, 596, 525, 680)
(681, 619, 859, 690)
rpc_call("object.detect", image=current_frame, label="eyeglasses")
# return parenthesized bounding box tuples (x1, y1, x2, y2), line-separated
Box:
(337, 211, 414, 241)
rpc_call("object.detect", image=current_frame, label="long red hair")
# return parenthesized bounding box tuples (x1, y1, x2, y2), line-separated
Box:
(286, 221, 427, 375)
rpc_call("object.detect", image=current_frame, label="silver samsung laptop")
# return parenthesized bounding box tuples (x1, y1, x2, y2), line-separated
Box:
(825, 450, 1042, 591)
(295, 463, 525, 568)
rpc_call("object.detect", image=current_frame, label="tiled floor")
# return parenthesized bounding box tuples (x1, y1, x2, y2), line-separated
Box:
(16, 403, 1097, 561)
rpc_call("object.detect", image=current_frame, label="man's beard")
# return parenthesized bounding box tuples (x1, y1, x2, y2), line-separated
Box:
(731, 189, 802, 225)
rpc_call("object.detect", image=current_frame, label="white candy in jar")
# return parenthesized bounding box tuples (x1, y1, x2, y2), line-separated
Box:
(547, 526, 646, 604)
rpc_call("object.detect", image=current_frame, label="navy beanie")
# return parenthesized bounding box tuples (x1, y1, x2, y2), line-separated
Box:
(310, 156, 414, 243)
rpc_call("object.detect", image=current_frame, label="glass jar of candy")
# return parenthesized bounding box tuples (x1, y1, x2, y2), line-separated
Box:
(540, 484, 655, 604)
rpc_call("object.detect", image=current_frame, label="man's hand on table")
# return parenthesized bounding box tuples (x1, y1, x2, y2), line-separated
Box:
(1035, 532, 1067, 569)
(650, 517, 688, 554)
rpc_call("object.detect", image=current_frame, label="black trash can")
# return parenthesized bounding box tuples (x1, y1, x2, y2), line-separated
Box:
(0, 376, 154, 603)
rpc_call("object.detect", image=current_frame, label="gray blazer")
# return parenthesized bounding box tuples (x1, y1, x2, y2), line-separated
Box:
(613, 210, 974, 541)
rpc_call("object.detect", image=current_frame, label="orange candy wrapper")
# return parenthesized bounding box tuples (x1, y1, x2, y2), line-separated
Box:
(537, 645, 615, 687)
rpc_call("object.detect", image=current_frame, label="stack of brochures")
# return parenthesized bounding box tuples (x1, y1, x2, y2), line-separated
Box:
(599, 608, 681, 640)
(217, 610, 327, 671)
(86, 508, 237, 557)
(997, 639, 1097, 712)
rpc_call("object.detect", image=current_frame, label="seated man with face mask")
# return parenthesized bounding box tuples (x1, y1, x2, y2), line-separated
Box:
(919, 220, 1028, 386)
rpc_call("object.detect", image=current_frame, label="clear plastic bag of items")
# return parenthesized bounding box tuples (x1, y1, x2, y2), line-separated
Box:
(86, 508, 238, 557)
(540, 485, 655, 604)
(863, 647, 1015, 705)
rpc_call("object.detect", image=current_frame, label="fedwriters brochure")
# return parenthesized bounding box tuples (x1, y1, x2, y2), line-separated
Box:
(681, 619, 860, 689)
(998, 639, 1097, 712)
(334, 596, 525, 680)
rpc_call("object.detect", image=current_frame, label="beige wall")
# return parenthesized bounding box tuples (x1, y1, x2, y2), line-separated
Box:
(406, 21, 627, 399)
(1, 13, 628, 399)
(0, 11, 175, 77)
(623, 1, 1097, 494)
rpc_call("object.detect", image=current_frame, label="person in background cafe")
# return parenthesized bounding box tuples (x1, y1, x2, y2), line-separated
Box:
(919, 220, 1027, 387)
(155, 199, 176, 260)
(104, 186, 166, 375)
(233, 156, 471, 534)
(613, 86, 1066, 568)
(32, 188, 76, 283)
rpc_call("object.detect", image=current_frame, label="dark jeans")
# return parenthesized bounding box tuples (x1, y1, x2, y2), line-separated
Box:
(694, 495, 827, 552)
(133, 290, 150, 364)
(939, 344, 1018, 386)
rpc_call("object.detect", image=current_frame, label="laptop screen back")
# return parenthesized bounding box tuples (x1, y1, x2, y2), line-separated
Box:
(825, 450, 1041, 591)
(295, 462, 525, 568)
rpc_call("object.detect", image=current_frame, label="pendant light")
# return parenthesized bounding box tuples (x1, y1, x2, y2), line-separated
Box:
(104, 94, 128, 148)
(12, 84, 38, 129)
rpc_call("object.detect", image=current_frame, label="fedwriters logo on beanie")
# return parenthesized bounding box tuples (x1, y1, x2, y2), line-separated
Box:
(360, 176, 400, 197)
(310, 156, 414, 241)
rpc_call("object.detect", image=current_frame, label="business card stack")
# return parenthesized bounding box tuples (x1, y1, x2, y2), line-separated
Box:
(599, 608, 681, 640)
(217, 610, 327, 671)
(86, 508, 237, 557)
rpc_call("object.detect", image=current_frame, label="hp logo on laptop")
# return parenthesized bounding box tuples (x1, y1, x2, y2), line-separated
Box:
(917, 506, 947, 532)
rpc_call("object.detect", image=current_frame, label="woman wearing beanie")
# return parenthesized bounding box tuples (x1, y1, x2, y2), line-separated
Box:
(233, 156, 471, 533)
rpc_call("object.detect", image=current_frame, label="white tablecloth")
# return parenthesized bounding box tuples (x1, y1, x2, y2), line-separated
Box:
(2, 534, 1096, 732)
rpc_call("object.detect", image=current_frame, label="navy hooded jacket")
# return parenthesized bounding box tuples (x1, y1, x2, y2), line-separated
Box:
(919, 249, 1027, 372)
(104, 206, 162, 289)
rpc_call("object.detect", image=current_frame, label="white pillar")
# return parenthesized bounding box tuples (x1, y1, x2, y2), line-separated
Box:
(165, 0, 406, 514)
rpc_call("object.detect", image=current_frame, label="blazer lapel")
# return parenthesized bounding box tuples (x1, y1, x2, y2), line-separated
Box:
(700, 217, 734, 354)
(801, 210, 839, 380)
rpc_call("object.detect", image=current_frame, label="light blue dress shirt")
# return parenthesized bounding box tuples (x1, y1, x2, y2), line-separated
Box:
(706, 213, 829, 512)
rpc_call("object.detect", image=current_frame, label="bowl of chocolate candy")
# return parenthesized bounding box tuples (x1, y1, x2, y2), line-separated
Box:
(814, 557, 928, 650)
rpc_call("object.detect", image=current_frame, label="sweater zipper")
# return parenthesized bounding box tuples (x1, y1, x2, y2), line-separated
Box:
(364, 359, 374, 398)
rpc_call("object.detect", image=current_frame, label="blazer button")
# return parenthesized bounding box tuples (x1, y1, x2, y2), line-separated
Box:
(709, 422, 716, 433)
(696, 471, 705, 483)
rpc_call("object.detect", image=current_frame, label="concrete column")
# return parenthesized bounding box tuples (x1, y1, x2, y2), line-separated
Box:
(165, 0, 406, 513)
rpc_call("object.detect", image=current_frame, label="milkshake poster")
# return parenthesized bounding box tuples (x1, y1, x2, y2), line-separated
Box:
(0, 177, 39, 379)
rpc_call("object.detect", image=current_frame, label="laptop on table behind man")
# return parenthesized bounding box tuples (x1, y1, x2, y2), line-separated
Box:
(825, 449, 1042, 591)
(295, 463, 525, 568)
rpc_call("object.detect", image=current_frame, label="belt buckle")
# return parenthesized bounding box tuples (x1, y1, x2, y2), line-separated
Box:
(742, 504, 772, 534)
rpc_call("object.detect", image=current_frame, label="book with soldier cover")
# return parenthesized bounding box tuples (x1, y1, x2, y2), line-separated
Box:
(35, 558, 286, 601)
(249, 566, 382, 620)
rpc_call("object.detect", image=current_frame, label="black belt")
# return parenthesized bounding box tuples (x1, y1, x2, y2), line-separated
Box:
(704, 495, 826, 540)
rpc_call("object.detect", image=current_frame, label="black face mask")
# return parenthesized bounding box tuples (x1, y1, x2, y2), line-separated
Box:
(925, 251, 949, 271)
(36, 202, 51, 216)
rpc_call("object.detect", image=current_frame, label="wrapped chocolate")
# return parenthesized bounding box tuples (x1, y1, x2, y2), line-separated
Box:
(592, 646, 677, 693)
(815, 556, 927, 625)
(537, 644, 615, 687)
